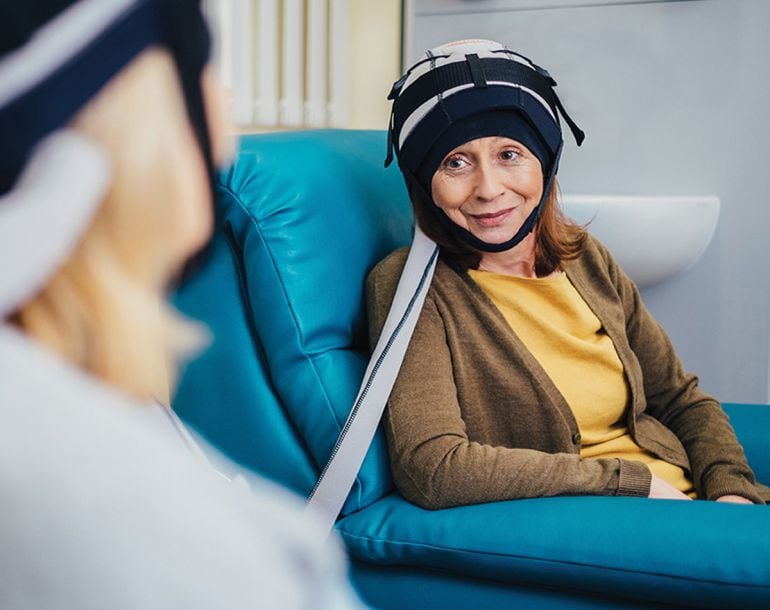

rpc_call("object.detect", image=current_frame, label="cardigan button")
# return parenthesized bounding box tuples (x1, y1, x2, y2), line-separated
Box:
(572, 432, 582, 445)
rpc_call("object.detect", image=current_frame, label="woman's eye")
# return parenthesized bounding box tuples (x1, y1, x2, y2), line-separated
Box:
(444, 157, 467, 170)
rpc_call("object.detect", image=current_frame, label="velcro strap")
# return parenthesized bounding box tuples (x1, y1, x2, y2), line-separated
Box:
(465, 53, 487, 88)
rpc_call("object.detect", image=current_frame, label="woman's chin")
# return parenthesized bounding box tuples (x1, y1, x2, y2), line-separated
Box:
(468, 225, 522, 246)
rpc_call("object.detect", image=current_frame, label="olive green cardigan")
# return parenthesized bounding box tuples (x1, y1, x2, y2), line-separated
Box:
(366, 236, 769, 509)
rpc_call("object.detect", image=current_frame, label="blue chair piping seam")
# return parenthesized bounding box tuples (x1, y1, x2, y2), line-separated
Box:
(347, 558, 692, 609)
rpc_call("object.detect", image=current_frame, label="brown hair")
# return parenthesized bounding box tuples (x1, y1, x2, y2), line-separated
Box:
(410, 177, 588, 275)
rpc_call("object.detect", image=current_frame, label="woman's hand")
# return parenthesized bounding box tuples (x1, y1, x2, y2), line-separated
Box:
(715, 494, 754, 504)
(648, 474, 692, 500)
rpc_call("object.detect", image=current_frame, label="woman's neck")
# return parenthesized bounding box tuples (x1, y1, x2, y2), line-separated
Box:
(476, 232, 537, 277)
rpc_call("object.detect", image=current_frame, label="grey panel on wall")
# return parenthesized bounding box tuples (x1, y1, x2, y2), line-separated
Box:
(408, 0, 770, 403)
(415, 0, 698, 17)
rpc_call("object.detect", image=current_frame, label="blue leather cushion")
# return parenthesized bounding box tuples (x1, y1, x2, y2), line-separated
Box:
(173, 211, 318, 493)
(340, 493, 770, 608)
(176, 130, 413, 513)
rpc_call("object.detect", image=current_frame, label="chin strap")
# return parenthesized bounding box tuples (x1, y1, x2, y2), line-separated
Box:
(437, 184, 544, 254)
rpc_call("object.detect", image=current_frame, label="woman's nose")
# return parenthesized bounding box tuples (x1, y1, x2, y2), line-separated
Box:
(473, 162, 505, 202)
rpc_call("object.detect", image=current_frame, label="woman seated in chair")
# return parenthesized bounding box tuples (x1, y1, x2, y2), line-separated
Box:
(367, 39, 770, 509)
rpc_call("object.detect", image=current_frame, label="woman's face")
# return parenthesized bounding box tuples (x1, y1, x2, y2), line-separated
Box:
(71, 51, 233, 290)
(430, 136, 543, 245)
(174, 65, 230, 251)
(162, 63, 231, 280)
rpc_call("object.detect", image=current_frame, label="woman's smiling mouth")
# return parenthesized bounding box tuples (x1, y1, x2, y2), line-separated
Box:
(470, 207, 515, 228)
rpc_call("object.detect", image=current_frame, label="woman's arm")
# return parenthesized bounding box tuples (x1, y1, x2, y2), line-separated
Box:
(366, 257, 651, 509)
(599, 243, 763, 504)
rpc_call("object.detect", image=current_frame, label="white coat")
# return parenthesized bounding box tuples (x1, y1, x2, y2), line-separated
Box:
(0, 323, 365, 610)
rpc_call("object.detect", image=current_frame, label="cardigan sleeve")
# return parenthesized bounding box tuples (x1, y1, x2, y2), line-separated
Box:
(366, 252, 651, 510)
(594, 241, 766, 504)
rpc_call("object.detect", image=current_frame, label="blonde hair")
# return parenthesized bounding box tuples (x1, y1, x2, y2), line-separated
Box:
(13, 49, 209, 401)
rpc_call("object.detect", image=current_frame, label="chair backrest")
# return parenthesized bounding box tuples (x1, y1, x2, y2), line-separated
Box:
(173, 130, 413, 515)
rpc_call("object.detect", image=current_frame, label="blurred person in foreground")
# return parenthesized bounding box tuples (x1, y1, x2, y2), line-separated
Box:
(0, 1, 364, 608)
(368, 39, 770, 509)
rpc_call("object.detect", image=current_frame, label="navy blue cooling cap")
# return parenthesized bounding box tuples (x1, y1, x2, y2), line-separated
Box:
(0, 0, 211, 196)
(386, 40, 584, 196)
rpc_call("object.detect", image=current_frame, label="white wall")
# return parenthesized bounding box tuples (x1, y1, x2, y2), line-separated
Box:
(408, 0, 770, 403)
(348, 0, 402, 129)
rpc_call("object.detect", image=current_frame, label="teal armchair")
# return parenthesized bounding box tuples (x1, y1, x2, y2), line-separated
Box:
(173, 130, 770, 609)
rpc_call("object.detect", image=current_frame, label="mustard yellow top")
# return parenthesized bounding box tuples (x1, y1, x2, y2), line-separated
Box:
(468, 269, 694, 496)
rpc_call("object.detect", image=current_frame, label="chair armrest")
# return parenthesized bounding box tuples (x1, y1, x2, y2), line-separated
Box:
(724, 402, 770, 484)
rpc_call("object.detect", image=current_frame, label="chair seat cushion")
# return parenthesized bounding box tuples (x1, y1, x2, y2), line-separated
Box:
(338, 492, 770, 608)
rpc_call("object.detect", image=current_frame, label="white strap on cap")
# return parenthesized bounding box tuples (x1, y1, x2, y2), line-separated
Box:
(0, 130, 110, 317)
(306, 225, 439, 538)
